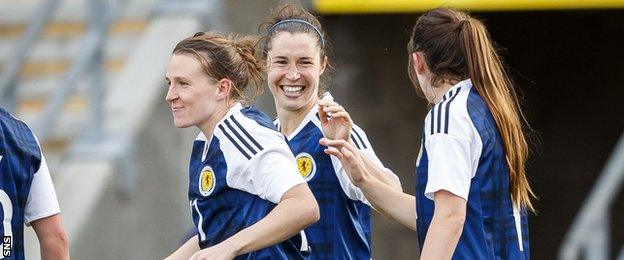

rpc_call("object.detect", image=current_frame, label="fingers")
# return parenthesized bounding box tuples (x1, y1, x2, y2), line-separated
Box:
(318, 104, 329, 125)
(328, 111, 352, 123)
(323, 146, 344, 158)
(339, 146, 356, 161)
(319, 137, 348, 148)
(319, 138, 359, 155)
(318, 100, 352, 121)
(318, 99, 337, 107)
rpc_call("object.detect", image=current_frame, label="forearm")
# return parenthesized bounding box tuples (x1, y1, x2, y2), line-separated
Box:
(420, 190, 466, 259)
(165, 235, 200, 260)
(40, 235, 69, 260)
(359, 176, 416, 231)
(420, 214, 464, 259)
(220, 184, 319, 256)
(360, 154, 402, 191)
(31, 214, 69, 260)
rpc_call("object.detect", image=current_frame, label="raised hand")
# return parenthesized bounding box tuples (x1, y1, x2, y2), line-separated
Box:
(318, 100, 352, 141)
(319, 137, 369, 186)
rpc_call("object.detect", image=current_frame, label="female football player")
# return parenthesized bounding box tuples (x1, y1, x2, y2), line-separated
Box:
(164, 32, 319, 260)
(321, 8, 535, 259)
(261, 4, 402, 259)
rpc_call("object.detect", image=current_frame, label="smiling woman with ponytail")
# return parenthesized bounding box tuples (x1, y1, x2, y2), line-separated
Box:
(321, 8, 534, 259)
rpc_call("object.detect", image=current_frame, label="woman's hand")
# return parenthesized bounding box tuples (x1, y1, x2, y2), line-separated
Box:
(319, 138, 369, 186)
(318, 100, 352, 141)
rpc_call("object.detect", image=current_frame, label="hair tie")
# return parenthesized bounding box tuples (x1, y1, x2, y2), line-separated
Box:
(267, 19, 325, 48)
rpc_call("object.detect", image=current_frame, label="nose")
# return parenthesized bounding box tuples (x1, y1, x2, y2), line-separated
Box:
(165, 84, 178, 102)
(286, 66, 301, 81)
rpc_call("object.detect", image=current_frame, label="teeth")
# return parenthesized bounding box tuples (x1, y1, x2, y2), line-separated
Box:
(282, 85, 303, 93)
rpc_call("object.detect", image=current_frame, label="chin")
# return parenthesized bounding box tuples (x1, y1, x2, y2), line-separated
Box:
(279, 101, 306, 112)
(173, 119, 191, 129)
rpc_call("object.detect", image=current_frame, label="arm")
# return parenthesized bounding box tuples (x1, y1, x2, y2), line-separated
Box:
(318, 100, 402, 192)
(358, 174, 416, 230)
(190, 184, 319, 259)
(360, 153, 402, 192)
(320, 138, 416, 230)
(165, 235, 200, 260)
(25, 154, 68, 259)
(30, 214, 69, 260)
(420, 190, 466, 259)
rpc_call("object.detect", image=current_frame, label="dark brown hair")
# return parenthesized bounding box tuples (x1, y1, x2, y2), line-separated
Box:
(407, 8, 535, 211)
(260, 3, 331, 94)
(173, 31, 264, 104)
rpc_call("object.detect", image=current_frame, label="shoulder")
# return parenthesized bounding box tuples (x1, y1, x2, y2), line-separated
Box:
(0, 107, 42, 160)
(240, 106, 278, 130)
(215, 108, 287, 161)
(424, 83, 476, 140)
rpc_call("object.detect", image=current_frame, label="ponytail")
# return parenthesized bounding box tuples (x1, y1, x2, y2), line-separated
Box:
(459, 18, 536, 211)
(232, 35, 265, 104)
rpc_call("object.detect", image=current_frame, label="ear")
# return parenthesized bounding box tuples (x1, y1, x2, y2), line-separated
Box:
(216, 79, 232, 101)
(319, 56, 328, 75)
(412, 52, 426, 75)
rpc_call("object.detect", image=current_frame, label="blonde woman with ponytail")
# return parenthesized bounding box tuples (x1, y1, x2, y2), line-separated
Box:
(164, 32, 319, 260)
(321, 8, 534, 259)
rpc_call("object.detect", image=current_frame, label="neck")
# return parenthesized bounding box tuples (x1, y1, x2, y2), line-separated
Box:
(277, 100, 316, 136)
(431, 81, 456, 104)
(199, 102, 234, 140)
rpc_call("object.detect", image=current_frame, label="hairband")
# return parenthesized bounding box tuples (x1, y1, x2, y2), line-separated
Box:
(268, 19, 325, 48)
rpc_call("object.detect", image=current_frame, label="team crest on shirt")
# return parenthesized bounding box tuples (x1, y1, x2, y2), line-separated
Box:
(296, 153, 316, 181)
(198, 166, 216, 196)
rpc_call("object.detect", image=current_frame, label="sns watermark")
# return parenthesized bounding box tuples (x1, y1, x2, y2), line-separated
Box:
(2, 236, 10, 257)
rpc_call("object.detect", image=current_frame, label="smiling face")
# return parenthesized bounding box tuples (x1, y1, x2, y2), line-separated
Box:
(267, 32, 326, 113)
(165, 54, 223, 130)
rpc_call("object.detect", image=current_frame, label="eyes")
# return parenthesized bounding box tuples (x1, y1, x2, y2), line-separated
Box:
(165, 79, 190, 88)
(272, 58, 315, 67)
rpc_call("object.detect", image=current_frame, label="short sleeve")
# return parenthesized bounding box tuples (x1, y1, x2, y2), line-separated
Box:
(228, 147, 306, 204)
(24, 155, 60, 225)
(424, 133, 473, 201)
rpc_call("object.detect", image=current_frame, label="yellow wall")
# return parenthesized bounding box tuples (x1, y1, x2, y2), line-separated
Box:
(314, 0, 624, 14)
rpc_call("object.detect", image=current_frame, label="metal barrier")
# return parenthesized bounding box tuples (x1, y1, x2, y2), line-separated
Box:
(34, 0, 124, 142)
(0, 0, 60, 111)
(0, 0, 123, 143)
(560, 132, 624, 260)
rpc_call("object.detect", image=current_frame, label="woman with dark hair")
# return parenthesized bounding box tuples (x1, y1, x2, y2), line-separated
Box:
(321, 8, 534, 259)
(164, 32, 319, 260)
(261, 3, 402, 259)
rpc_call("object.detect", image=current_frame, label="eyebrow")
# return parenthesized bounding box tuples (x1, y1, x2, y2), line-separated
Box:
(271, 55, 314, 61)
(165, 76, 191, 82)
